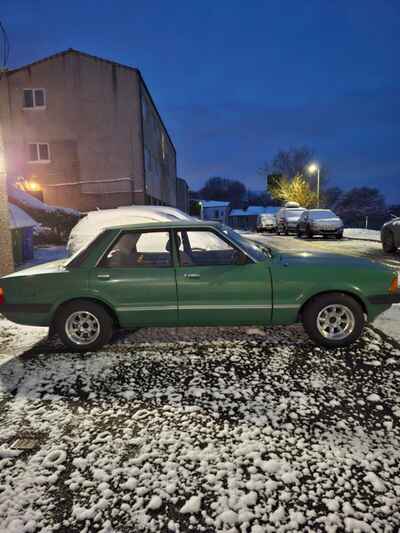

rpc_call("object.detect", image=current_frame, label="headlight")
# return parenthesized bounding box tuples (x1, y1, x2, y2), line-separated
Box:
(389, 273, 399, 294)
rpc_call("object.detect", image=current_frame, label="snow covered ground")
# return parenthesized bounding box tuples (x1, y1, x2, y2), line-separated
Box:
(374, 304, 400, 343)
(1, 321, 400, 532)
(343, 228, 381, 242)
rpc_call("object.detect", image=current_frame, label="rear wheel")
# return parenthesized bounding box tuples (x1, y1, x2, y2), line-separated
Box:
(336, 231, 343, 240)
(382, 231, 396, 253)
(306, 226, 313, 239)
(54, 300, 114, 352)
(302, 292, 364, 347)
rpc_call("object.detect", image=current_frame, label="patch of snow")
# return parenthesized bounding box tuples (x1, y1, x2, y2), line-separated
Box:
(344, 228, 380, 241)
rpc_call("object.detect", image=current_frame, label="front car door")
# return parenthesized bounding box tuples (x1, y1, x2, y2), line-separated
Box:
(90, 229, 178, 328)
(174, 227, 272, 326)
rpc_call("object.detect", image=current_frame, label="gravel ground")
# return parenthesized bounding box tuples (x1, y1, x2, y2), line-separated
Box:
(1, 325, 400, 532)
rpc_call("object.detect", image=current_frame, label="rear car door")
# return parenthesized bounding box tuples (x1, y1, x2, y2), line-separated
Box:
(174, 228, 272, 326)
(90, 229, 178, 327)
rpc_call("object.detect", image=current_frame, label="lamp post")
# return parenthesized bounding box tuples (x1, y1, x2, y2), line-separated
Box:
(0, 126, 14, 276)
(308, 163, 320, 208)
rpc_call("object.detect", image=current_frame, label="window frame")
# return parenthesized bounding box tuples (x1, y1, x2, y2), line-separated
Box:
(174, 227, 254, 268)
(96, 228, 175, 269)
(23, 88, 47, 110)
(28, 142, 51, 163)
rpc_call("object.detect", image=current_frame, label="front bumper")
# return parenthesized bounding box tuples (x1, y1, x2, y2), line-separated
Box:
(312, 227, 343, 233)
(368, 294, 400, 305)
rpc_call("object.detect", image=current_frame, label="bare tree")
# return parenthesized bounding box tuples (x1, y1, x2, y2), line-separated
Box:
(261, 146, 328, 191)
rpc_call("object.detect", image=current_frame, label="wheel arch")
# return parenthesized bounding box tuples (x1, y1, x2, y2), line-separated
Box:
(52, 297, 120, 328)
(297, 290, 368, 321)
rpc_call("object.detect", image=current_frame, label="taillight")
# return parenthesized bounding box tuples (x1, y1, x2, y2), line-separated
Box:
(389, 273, 399, 294)
(0, 288, 4, 305)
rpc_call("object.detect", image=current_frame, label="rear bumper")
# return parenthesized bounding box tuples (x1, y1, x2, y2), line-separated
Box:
(368, 294, 400, 305)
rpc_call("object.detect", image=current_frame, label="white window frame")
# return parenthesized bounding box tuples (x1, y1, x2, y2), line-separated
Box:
(28, 143, 51, 163)
(23, 88, 47, 110)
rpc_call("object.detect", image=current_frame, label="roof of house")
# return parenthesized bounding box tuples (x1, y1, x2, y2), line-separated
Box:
(8, 204, 37, 229)
(8, 185, 80, 216)
(201, 200, 230, 208)
(229, 206, 279, 217)
(4, 48, 176, 154)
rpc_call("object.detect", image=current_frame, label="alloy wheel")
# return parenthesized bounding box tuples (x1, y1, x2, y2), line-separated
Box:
(316, 304, 355, 340)
(65, 311, 101, 346)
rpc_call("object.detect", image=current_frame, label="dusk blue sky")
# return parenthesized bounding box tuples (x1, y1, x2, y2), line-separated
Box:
(3, 0, 400, 202)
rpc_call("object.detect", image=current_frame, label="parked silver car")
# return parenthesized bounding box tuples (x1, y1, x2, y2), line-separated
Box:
(256, 213, 277, 232)
(276, 207, 306, 235)
(381, 216, 400, 253)
(297, 209, 344, 239)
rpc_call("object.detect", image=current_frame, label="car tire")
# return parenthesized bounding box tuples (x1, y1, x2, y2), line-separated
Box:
(382, 232, 396, 253)
(336, 231, 343, 240)
(54, 300, 114, 352)
(297, 229, 303, 239)
(302, 292, 365, 348)
(306, 226, 313, 239)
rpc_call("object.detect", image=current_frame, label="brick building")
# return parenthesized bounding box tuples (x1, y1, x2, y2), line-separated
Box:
(0, 49, 177, 211)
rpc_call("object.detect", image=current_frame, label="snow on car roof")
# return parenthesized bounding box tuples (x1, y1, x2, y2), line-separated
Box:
(105, 219, 220, 231)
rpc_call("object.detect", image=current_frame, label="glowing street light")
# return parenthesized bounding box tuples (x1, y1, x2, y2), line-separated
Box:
(308, 163, 320, 208)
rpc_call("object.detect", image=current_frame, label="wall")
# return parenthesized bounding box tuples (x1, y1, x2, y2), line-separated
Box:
(177, 178, 189, 212)
(0, 51, 146, 211)
(141, 82, 177, 206)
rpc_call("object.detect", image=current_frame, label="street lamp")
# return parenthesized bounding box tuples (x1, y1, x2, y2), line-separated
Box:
(308, 163, 320, 208)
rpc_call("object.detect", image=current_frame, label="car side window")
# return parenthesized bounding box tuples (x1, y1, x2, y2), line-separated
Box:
(99, 231, 172, 268)
(176, 230, 247, 267)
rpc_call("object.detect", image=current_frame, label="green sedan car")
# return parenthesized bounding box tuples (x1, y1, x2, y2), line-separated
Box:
(1, 221, 399, 351)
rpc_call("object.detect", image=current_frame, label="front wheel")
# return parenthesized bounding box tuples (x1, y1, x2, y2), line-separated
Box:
(302, 293, 365, 347)
(336, 231, 343, 240)
(54, 300, 114, 352)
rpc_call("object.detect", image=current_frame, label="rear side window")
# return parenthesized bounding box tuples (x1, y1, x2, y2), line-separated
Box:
(99, 231, 172, 268)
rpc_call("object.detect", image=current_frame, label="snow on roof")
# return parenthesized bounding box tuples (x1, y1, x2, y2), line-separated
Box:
(201, 200, 230, 208)
(8, 186, 80, 216)
(8, 204, 38, 229)
(229, 206, 279, 217)
(229, 209, 247, 216)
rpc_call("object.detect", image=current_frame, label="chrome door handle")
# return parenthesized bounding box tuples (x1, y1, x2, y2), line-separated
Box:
(97, 274, 110, 279)
(184, 273, 200, 279)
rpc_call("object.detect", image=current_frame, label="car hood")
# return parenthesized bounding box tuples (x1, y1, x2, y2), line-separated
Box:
(276, 250, 391, 272)
(1, 259, 68, 279)
(383, 217, 400, 229)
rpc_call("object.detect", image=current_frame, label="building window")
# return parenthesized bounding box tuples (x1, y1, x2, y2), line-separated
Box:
(28, 143, 50, 163)
(23, 89, 46, 109)
(141, 97, 148, 122)
(161, 132, 166, 160)
(144, 146, 152, 172)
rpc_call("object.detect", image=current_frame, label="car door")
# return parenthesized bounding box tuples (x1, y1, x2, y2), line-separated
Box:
(174, 228, 272, 326)
(89, 229, 178, 328)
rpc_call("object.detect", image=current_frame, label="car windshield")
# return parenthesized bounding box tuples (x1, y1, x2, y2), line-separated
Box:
(287, 209, 305, 216)
(310, 210, 336, 219)
(219, 224, 270, 261)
